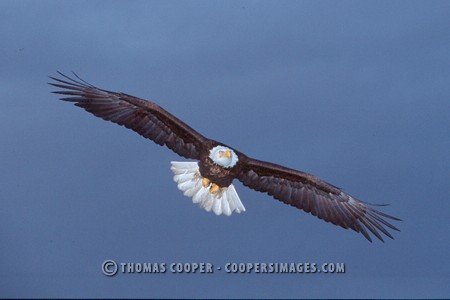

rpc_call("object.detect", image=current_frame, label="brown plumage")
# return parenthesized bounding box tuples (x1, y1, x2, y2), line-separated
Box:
(50, 72, 401, 242)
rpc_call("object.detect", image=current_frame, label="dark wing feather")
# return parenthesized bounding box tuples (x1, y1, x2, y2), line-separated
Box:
(237, 157, 400, 242)
(49, 72, 208, 159)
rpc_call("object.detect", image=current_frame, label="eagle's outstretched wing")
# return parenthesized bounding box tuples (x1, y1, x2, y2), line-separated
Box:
(49, 72, 208, 159)
(237, 157, 400, 242)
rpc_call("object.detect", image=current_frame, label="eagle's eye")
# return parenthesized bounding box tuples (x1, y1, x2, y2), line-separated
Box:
(218, 150, 225, 157)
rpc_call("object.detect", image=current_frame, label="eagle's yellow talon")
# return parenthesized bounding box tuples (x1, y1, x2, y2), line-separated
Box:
(202, 177, 210, 188)
(210, 183, 220, 194)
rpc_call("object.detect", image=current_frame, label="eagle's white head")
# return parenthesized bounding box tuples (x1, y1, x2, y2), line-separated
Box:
(209, 145, 238, 168)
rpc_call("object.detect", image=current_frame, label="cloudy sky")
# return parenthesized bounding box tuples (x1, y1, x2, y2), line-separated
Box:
(1, 0, 449, 298)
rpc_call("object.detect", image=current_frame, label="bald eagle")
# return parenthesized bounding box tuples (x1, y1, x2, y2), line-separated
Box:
(50, 72, 400, 242)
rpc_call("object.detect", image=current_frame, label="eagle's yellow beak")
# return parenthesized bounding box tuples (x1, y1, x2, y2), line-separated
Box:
(222, 150, 231, 158)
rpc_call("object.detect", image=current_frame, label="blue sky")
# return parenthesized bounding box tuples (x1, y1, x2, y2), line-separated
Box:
(1, 0, 449, 298)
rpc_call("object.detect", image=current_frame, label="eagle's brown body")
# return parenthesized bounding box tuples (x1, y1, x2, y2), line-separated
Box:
(198, 141, 242, 188)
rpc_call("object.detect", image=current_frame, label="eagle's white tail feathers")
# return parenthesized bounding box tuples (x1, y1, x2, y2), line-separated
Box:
(170, 161, 246, 216)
